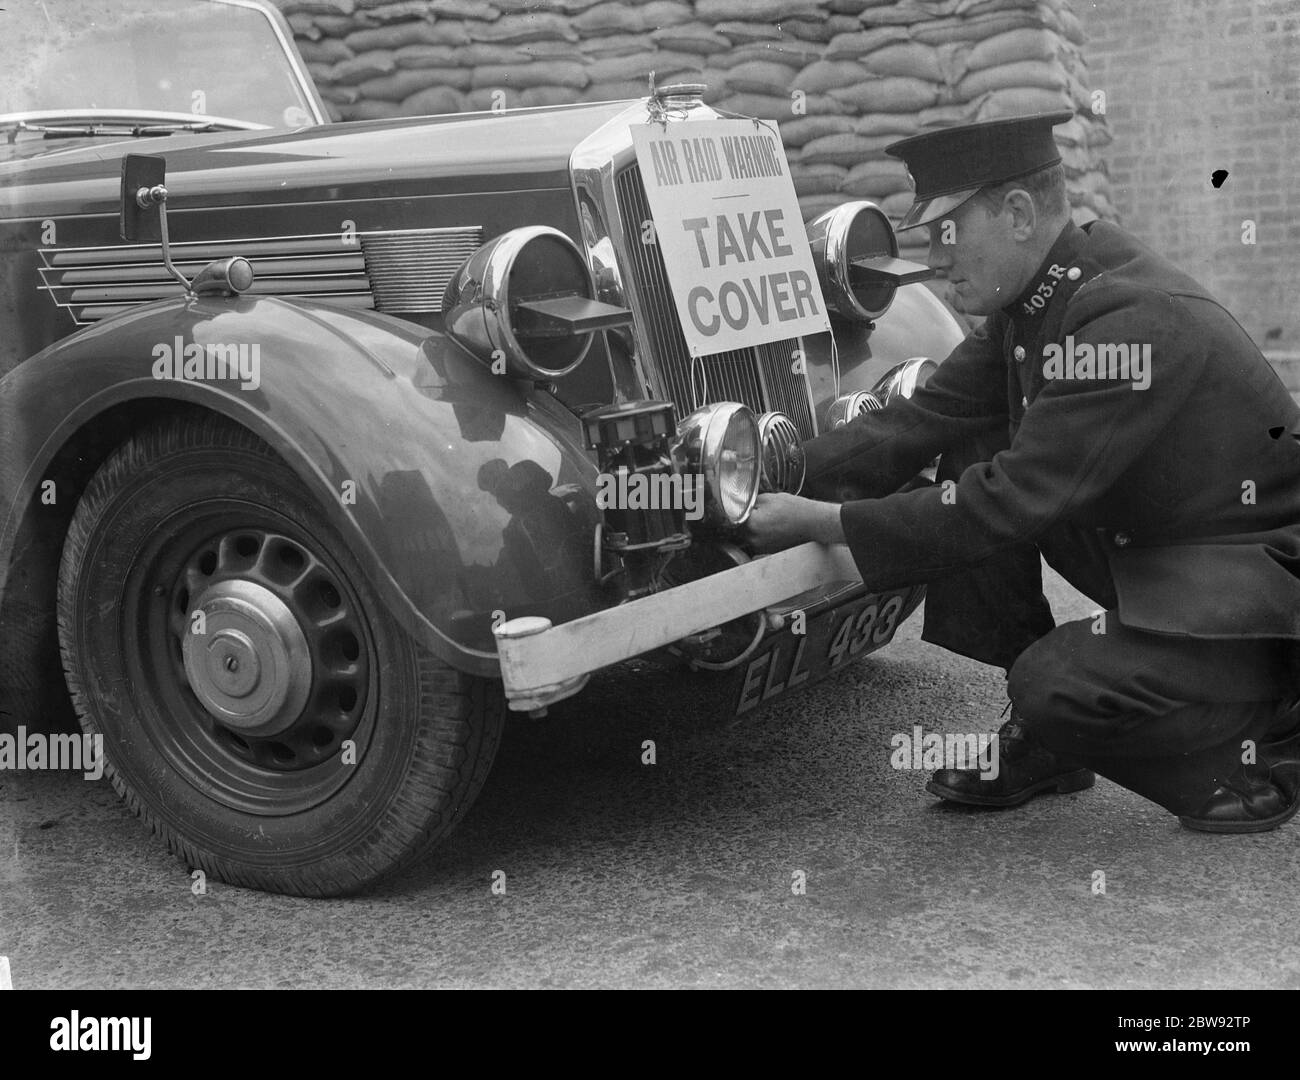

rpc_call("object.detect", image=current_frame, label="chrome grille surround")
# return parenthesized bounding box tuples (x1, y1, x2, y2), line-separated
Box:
(569, 99, 819, 440)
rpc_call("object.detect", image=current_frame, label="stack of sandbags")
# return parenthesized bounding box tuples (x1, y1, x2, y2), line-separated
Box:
(274, 0, 1115, 247)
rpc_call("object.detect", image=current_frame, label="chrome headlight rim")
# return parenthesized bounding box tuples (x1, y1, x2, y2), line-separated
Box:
(871, 356, 938, 406)
(443, 225, 596, 381)
(808, 199, 900, 324)
(673, 402, 761, 527)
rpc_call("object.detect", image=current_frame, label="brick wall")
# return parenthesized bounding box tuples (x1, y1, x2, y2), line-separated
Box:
(1079, 0, 1300, 376)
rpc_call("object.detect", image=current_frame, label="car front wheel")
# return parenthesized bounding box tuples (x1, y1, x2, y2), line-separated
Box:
(57, 412, 503, 897)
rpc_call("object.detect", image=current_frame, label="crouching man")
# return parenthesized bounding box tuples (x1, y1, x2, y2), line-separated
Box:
(746, 112, 1300, 831)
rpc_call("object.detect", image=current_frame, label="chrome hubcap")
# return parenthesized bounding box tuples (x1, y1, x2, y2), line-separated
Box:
(183, 579, 312, 737)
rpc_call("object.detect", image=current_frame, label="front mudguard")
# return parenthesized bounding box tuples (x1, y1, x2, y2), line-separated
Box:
(0, 294, 607, 679)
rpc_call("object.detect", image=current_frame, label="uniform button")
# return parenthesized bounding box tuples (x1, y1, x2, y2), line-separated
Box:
(1066, 266, 1082, 281)
(1021, 396, 1028, 408)
(1013, 345, 1026, 361)
(1113, 531, 1131, 547)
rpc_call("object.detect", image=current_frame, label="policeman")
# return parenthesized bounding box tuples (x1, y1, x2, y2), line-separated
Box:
(746, 112, 1300, 831)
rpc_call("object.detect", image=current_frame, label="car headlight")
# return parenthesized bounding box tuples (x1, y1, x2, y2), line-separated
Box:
(673, 402, 760, 527)
(443, 225, 631, 380)
(807, 200, 933, 324)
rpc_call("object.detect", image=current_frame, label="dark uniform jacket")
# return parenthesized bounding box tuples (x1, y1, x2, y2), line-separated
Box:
(802, 220, 1300, 640)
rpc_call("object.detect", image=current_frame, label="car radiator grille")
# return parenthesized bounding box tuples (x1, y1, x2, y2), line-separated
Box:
(38, 228, 482, 325)
(614, 164, 816, 439)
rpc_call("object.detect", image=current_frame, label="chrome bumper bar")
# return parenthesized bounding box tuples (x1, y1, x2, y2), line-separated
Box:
(493, 541, 862, 712)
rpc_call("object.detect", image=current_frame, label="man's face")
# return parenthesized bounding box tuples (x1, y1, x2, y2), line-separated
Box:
(923, 194, 1027, 316)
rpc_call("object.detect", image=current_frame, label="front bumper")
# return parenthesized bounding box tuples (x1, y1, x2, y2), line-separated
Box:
(493, 541, 863, 711)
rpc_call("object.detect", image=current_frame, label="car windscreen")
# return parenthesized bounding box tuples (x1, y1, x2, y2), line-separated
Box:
(0, 0, 317, 128)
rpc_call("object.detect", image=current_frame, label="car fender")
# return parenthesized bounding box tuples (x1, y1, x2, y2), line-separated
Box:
(0, 294, 606, 679)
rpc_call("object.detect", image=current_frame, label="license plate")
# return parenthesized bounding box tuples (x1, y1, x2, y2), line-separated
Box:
(735, 588, 916, 715)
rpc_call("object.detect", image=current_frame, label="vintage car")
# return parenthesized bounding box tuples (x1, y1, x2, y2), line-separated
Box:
(0, 0, 964, 895)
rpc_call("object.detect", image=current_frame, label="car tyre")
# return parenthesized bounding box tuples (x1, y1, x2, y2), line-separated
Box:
(56, 412, 504, 897)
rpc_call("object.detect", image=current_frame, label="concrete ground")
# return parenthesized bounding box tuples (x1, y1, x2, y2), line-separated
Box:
(2, 566, 1298, 990)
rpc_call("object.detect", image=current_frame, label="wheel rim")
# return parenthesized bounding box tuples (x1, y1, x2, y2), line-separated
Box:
(124, 502, 377, 816)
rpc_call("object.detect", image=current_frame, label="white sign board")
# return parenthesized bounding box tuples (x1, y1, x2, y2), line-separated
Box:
(632, 119, 830, 356)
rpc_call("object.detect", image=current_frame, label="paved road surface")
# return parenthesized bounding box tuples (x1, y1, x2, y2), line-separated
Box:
(3, 565, 1298, 989)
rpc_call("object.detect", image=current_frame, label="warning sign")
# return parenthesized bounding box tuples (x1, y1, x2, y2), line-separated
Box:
(632, 119, 830, 356)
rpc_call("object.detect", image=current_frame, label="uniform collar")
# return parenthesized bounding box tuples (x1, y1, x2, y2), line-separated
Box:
(1002, 221, 1087, 319)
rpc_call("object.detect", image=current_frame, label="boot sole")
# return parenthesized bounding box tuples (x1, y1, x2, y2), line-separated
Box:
(926, 768, 1095, 808)
(1179, 795, 1300, 834)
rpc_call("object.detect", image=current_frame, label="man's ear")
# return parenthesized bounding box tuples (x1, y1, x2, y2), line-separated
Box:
(1003, 188, 1037, 240)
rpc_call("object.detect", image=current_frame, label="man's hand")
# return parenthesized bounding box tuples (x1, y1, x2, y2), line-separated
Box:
(743, 492, 845, 553)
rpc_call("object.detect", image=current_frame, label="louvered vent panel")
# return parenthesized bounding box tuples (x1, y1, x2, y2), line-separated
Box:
(361, 227, 483, 314)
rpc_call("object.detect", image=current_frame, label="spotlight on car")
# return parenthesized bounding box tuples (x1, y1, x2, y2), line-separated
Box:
(672, 402, 760, 527)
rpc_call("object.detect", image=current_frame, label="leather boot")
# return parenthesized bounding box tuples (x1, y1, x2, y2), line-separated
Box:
(926, 713, 1094, 807)
(1180, 703, 1300, 834)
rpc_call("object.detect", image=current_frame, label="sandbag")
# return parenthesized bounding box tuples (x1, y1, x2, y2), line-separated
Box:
(468, 12, 580, 43)
(854, 112, 922, 137)
(784, 14, 862, 43)
(650, 22, 730, 54)
(778, 114, 856, 146)
(331, 51, 397, 85)
(312, 16, 355, 36)
(840, 158, 911, 197)
(792, 163, 848, 196)
(798, 193, 845, 221)
(725, 59, 801, 95)
(587, 51, 700, 83)
(400, 85, 465, 115)
(710, 39, 825, 66)
(718, 90, 847, 118)
(394, 44, 460, 68)
(976, 86, 1074, 118)
(956, 60, 1068, 101)
(911, 11, 1042, 45)
(298, 38, 354, 64)
(826, 0, 899, 14)
(361, 68, 467, 101)
(579, 34, 648, 57)
(431, 0, 496, 16)
(801, 131, 898, 166)
(457, 43, 532, 66)
(575, 1, 691, 35)
(878, 190, 915, 219)
(358, 2, 433, 24)
(829, 76, 941, 112)
(824, 27, 911, 59)
(918, 99, 986, 128)
(320, 83, 361, 104)
(518, 86, 585, 107)
(288, 14, 321, 40)
(965, 27, 1062, 71)
(794, 60, 872, 94)
(697, 0, 822, 20)
(863, 42, 946, 82)
(471, 61, 590, 90)
(280, 0, 355, 15)
(337, 99, 404, 121)
(713, 22, 788, 44)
